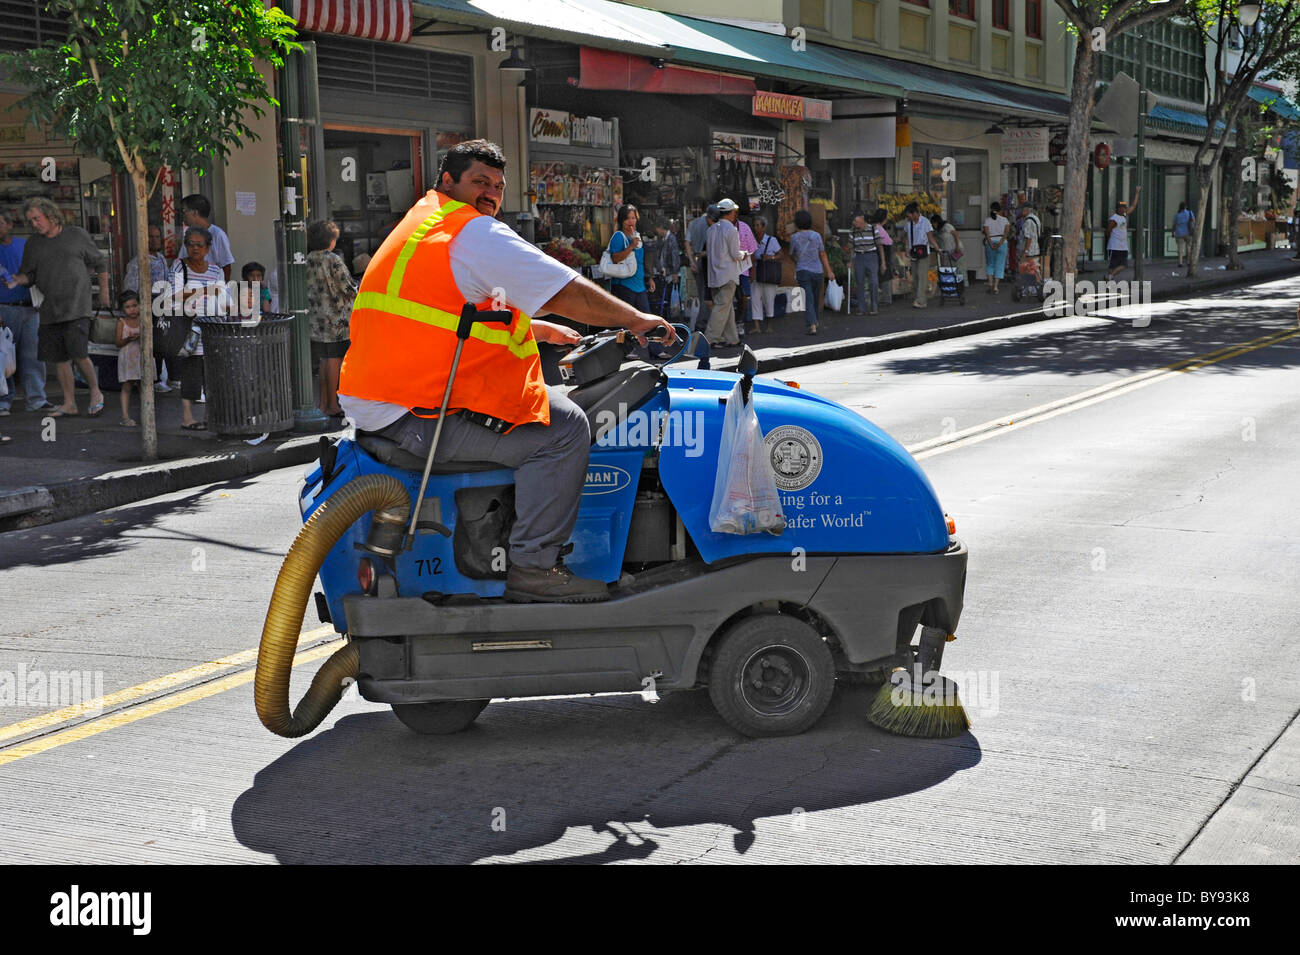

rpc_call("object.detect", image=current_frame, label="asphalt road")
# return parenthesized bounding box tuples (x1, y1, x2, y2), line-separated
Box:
(1, 276, 1297, 864)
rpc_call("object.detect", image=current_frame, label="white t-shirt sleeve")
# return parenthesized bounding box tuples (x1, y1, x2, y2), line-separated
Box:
(449, 217, 578, 316)
(208, 225, 235, 270)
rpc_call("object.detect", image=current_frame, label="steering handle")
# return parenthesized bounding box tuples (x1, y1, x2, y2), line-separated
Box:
(457, 302, 513, 340)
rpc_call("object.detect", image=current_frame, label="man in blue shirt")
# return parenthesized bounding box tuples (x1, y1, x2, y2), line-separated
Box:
(1172, 202, 1194, 267)
(0, 210, 48, 414)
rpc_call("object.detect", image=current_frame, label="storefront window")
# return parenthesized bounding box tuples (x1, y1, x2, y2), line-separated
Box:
(852, 0, 878, 41)
(322, 125, 426, 274)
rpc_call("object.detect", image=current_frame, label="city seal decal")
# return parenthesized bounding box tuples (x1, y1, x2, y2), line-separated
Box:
(764, 425, 823, 491)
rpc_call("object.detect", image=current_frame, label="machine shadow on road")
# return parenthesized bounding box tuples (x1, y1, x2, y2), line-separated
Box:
(0, 478, 281, 571)
(230, 685, 981, 864)
(877, 311, 1300, 381)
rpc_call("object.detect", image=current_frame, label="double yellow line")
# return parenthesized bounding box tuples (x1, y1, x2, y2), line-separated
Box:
(2, 324, 1298, 766)
(0, 628, 342, 767)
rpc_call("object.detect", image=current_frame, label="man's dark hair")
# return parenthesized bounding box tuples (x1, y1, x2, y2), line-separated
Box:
(438, 139, 506, 185)
(990, 201, 1001, 213)
(180, 194, 212, 220)
(904, 201, 920, 216)
(794, 209, 812, 230)
(242, 261, 267, 280)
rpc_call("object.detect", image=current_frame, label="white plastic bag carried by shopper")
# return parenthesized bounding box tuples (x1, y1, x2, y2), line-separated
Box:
(0, 326, 16, 394)
(708, 378, 787, 535)
(824, 278, 844, 312)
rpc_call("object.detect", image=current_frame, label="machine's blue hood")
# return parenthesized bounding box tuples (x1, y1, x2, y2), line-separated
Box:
(658, 368, 949, 562)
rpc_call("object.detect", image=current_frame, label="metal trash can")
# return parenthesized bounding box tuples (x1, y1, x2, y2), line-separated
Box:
(197, 314, 293, 436)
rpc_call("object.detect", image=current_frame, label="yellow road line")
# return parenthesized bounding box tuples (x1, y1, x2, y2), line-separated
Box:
(909, 327, 1300, 460)
(0, 625, 337, 745)
(0, 641, 345, 767)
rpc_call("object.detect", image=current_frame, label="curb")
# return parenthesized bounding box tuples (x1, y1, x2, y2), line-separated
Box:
(721, 260, 1299, 374)
(0, 434, 324, 532)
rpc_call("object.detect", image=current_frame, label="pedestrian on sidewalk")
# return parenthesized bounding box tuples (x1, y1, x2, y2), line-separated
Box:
(5, 198, 109, 418)
(904, 202, 938, 309)
(849, 212, 884, 315)
(606, 204, 654, 315)
(705, 199, 749, 346)
(180, 194, 235, 282)
(307, 221, 356, 420)
(684, 204, 711, 330)
(0, 210, 48, 415)
(651, 221, 680, 318)
(1017, 202, 1042, 280)
(788, 209, 831, 335)
(871, 210, 894, 306)
(169, 226, 232, 430)
(114, 290, 142, 427)
(735, 212, 757, 335)
(749, 216, 781, 332)
(1106, 187, 1141, 279)
(983, 202, 1011, 294)
(1172, 201, 1194, 267)
(123, 222, 176, 393)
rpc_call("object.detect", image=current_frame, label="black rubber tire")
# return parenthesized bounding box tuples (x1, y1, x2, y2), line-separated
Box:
(707, 615, 835, 738)
(391, 699, 488, 735)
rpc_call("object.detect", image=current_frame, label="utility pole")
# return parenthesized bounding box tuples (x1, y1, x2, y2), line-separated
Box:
(1135, 34, 1148, 286)
(279, 53, 327, 433)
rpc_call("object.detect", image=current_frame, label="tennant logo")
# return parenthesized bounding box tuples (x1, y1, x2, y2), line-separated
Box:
(583, 465, 631, 495)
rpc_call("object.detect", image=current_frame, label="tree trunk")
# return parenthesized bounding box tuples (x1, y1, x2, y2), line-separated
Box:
(1186, 153, 1219, 278)
(1225, 154, 1244, 270)
(1060, 37, 1098, 282)
(133, 169, 157, 461)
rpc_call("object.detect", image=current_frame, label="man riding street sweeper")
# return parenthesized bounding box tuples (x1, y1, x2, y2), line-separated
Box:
(338, 140, 676, 603)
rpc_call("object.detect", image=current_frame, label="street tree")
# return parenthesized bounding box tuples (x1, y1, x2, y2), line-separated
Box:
(1054, 0, 1190, 280)
(1, 1, 299, 460)
(1183, 0, 1300, 276)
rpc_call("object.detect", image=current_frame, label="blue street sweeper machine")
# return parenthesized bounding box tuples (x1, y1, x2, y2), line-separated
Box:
(254, 308, 968, 739)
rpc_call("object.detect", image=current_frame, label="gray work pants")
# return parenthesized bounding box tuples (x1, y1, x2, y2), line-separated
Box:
(387, 386, 591, 570)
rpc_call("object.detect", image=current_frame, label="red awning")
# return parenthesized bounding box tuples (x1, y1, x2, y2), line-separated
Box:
(574, 47, 756, 96)
(286, 0, 412, 44)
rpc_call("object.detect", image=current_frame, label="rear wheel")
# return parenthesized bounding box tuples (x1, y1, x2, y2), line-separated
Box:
(708, 615, 835, 738)
(391, 699, 488, 735)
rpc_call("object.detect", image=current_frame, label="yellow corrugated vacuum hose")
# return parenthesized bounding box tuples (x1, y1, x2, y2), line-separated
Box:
(255, 473, 410, 737)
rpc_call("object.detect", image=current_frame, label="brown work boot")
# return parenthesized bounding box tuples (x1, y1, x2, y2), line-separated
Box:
(504, 562, 610, 603)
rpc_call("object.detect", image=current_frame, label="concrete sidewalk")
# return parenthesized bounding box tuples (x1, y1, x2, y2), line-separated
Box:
(1, 247, 1294, 530)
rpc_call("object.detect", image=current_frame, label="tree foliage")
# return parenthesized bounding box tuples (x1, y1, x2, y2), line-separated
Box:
(3, 0, 299, 179)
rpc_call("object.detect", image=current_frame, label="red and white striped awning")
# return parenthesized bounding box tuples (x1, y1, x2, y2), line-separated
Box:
(285, 0, 413, 44)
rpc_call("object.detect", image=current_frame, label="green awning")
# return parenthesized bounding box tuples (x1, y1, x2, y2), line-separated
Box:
(413, 0, 1072, 116)
(1248, 84, 1300, 121)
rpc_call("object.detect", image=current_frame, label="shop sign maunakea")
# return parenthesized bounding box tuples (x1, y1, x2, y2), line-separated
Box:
(752, 91, 804, 121)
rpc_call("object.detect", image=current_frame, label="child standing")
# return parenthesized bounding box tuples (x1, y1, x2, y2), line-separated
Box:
(115, 290, 143, 426)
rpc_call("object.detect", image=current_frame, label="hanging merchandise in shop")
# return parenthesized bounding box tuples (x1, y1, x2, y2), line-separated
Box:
(712, 131, 778, 213)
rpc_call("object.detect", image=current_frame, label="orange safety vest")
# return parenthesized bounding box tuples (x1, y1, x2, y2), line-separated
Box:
(339, 189, 548, 427)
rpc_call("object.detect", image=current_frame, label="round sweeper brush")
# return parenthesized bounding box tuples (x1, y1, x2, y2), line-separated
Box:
(867, 668, 971, 738)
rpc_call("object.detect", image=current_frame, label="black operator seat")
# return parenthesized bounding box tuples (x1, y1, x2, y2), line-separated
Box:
(355, 430, 505, 474)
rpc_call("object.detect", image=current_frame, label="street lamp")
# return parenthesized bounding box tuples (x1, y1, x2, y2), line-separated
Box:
(1239, 2, 1262, 28)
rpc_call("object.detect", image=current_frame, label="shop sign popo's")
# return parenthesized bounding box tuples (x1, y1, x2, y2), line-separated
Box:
(529, 108, 612, 148)
(1001, 127, 1049, 163)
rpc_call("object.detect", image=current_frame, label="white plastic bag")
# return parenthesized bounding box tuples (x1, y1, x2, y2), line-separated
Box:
(824, 279, 844, 312)
(708, 379, 787, 535)
(1, 325, 16, 386)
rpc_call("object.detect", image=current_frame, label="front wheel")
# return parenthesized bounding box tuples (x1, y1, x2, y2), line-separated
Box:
(391, 699, 488, 734)
(708, 615, 835, 737)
